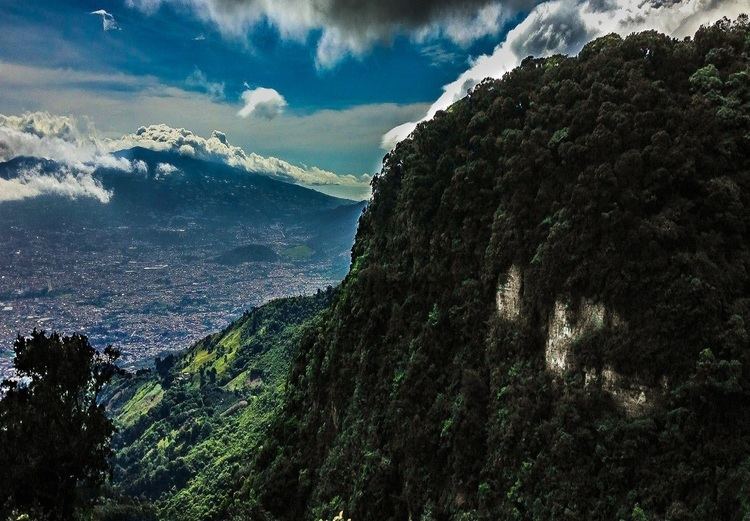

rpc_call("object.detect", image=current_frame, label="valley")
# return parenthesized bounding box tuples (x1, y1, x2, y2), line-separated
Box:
(0, 148, 365, 375)
(0, 219, 339, 375)
(1, 7, 748, 521)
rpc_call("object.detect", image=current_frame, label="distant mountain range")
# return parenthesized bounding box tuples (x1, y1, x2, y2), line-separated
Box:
(4, 145, 361, 215)
(0, 146, 366, 261)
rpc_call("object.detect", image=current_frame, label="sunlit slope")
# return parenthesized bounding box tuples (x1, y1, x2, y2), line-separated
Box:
(107, 290, 334, 519)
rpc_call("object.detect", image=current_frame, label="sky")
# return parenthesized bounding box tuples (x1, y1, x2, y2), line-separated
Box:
(0, 0, 746, 200)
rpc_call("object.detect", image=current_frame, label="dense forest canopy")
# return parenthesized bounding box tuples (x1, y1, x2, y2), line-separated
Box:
(237, 18, 750, 521)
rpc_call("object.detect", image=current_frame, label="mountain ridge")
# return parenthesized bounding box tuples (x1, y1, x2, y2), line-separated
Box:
(240, 20, 750, 521)
(108, 19, 750, 521)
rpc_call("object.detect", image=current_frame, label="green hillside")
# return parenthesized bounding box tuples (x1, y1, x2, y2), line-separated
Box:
(106, 290, 335, 520)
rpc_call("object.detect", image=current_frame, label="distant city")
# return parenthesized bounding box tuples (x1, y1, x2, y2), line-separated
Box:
(0, 220, 342, 376)
(0, 145, 364, 377)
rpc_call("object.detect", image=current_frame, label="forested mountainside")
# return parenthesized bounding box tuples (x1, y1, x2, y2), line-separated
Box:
(112, 19, 750, 521)
(104, 290, 334, 520)
(238, 20, 750, 521)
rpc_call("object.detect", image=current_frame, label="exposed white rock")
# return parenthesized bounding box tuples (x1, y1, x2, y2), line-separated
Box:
(545, 297, 661, 417)
(496, 265, 522, 321)
(545, 299, 606, 375)
(498, 267, 667, 418)
(583, 367, 668, 417)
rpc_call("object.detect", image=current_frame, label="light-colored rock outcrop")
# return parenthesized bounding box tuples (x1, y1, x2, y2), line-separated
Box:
(496, 271, 663, 418)
(545, 298, 660, 417)
(496, 265, 522, 321)
(545, 299, 606, 375)
(587, 366, 659, 417)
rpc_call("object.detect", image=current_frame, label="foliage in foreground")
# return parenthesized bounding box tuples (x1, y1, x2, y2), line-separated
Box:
(0, 331, 121, 521)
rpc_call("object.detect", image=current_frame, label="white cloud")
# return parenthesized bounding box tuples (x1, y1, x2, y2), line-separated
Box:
(108, 123, 372, 190)
(237, 87, 287, 120)
(133, 159, 148, 174)
(0, 111, 82, 141)
(186, 68, 225, 100)
(90, 9, 121, 31)
(0, 112, 133, 172)
(155, 162, 179, 176)
(0, 112, 136, 204)
(0, 165, 111, 203)
(383, 0, 748, 149)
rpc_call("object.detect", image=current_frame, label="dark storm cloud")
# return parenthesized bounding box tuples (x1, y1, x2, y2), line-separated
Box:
(127, 0, 544, 66)
(203, 0, 538, 29)
(308, 0, 536, 31)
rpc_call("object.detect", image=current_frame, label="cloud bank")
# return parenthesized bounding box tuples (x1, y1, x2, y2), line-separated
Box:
(0, 112, 132, 173)
(0, 113, 131, 203)
(125, 0, 536, 67)
(0, 166, 112, 203)
(0, 113, 373, 201)
(383, 0, 748, 149)
(237, 87, 287, 120)
(108, 123, 371, 189)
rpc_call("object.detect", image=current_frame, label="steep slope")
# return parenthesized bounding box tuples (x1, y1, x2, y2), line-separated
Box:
(105, 290, 335, 520)
(232, 21, 750, 521)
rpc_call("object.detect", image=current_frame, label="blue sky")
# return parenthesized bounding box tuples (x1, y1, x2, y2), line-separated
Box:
(2, 0, 504, 108)
(0, 0, 744, 198)
(0, 0, 513, 176)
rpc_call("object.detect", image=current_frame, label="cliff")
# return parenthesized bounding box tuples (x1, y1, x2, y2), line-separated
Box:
(243, 19, 750, 521)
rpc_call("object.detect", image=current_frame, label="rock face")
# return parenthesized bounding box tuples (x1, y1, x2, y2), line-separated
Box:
(589, 367, 661, 417)
(545, 299, 607, 375)
(496, 265, 522, 321)
(495, 277, 661, 418)
(544, 298, 660, 417)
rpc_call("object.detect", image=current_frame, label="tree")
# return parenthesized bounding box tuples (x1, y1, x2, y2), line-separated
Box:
(0, 330, 122, 520)
(154, 354, 175, 388)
